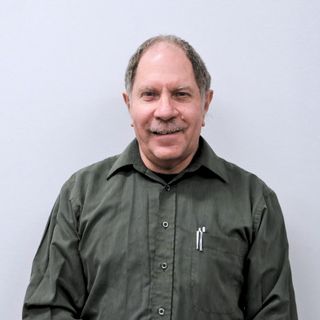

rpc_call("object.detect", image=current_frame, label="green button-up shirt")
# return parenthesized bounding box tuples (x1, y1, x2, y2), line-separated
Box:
(23, 137, 298, 320)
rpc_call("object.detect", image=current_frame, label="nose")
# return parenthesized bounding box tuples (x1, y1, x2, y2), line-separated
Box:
(154, 93, 179, 121)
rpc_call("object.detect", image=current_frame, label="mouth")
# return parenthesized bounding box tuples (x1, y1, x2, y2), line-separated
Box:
(150, 127, 184, 135)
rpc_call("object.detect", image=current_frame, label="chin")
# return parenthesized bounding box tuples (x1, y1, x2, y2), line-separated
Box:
(152, 146, 183, 160)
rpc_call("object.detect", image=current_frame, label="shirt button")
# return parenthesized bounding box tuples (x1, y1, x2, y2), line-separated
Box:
(161, 262, 168, 270)
(162, 221, 169, 229)
(164, 184, 171, 191)
(158, 307, 165, 316)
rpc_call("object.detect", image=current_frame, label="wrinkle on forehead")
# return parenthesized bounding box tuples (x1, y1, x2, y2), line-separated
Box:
(133, 41, 198, 94)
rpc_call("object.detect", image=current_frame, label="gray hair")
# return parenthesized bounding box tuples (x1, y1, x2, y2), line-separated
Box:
(124, 35, 211, 96)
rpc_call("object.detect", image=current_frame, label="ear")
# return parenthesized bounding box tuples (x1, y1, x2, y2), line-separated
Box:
(204, 90, 213, 113)
(202, 90, 214, 126)
(122, 92, 130, 110)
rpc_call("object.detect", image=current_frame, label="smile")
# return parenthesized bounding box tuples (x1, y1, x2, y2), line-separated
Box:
(150, 128, 183, 135)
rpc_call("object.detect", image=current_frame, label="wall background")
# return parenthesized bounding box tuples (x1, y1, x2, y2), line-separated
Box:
(1, 0, 319, 318)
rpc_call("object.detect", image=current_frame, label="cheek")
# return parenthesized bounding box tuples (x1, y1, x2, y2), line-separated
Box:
(131, 114, 151, 138)
(130, 108, 152, 125)
(187, 112, 205, 128)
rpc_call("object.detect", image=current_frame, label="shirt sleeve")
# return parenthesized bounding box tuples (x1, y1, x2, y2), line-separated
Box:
(243, 189, 298, 319)
(23, 179, 86, 320)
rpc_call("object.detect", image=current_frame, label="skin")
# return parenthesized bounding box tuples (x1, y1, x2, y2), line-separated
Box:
(123, 41, 213, 174)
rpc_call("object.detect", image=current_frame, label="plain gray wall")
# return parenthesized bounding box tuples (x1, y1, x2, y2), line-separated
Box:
(1, 0, 319, 318)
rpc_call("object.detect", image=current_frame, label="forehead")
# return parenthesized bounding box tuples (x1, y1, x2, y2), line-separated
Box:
(133, 42, 197, 88)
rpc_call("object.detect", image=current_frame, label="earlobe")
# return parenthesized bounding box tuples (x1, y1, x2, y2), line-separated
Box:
(202, 117, 206, 127)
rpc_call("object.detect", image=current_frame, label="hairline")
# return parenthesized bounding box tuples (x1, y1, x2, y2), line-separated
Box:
(125, 35, 211, 98)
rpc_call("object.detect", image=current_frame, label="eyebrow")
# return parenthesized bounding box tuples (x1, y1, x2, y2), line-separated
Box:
(137, 85, 194, 94)
(137, 86, 156, 93)
(173, 86, 193, 92)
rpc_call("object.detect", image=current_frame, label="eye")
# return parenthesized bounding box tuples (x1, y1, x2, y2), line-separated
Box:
(141, 91, 158, 101)
(175, 92, 188, 96)
(143, 91, 155, 96)
(173, 91, 191, 100)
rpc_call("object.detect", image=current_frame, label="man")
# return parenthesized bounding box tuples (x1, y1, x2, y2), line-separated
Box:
(23, 35, 298, 319)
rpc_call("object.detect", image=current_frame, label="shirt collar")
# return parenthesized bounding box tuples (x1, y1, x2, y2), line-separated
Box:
(106, 137, 229, 183)
(186, 137, 229, 183)
(106, 140, 146, 179)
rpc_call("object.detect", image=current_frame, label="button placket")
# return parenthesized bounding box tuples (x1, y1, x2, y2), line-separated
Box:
(151, 183, 176, 319)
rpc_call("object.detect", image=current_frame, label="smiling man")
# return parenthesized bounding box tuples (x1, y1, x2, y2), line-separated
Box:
(23, 35, 298, 320)
(123, 40, 212, 174)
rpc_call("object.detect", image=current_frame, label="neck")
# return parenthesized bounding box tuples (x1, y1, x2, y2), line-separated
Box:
(139, 149, 197, 174)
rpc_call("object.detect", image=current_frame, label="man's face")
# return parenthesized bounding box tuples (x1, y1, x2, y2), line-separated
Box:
(123, 42, 213, 173)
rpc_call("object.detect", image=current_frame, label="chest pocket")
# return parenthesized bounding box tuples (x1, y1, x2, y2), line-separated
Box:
(191, 233, 248, 315)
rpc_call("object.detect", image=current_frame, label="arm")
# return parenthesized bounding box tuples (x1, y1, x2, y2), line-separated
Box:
(23, 179, 86, 319)
(243, 190, 298, 319)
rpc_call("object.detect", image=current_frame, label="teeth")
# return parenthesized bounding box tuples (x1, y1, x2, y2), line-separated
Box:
(152, 128, 182, 135)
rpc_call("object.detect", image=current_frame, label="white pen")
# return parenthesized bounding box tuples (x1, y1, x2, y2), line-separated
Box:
(199, 228, 203, 251)
(196, 226, 206, 251)
(196, 228, 200, 250)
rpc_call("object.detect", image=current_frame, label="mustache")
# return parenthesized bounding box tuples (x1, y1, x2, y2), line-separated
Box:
(149, 121, 186, 135)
